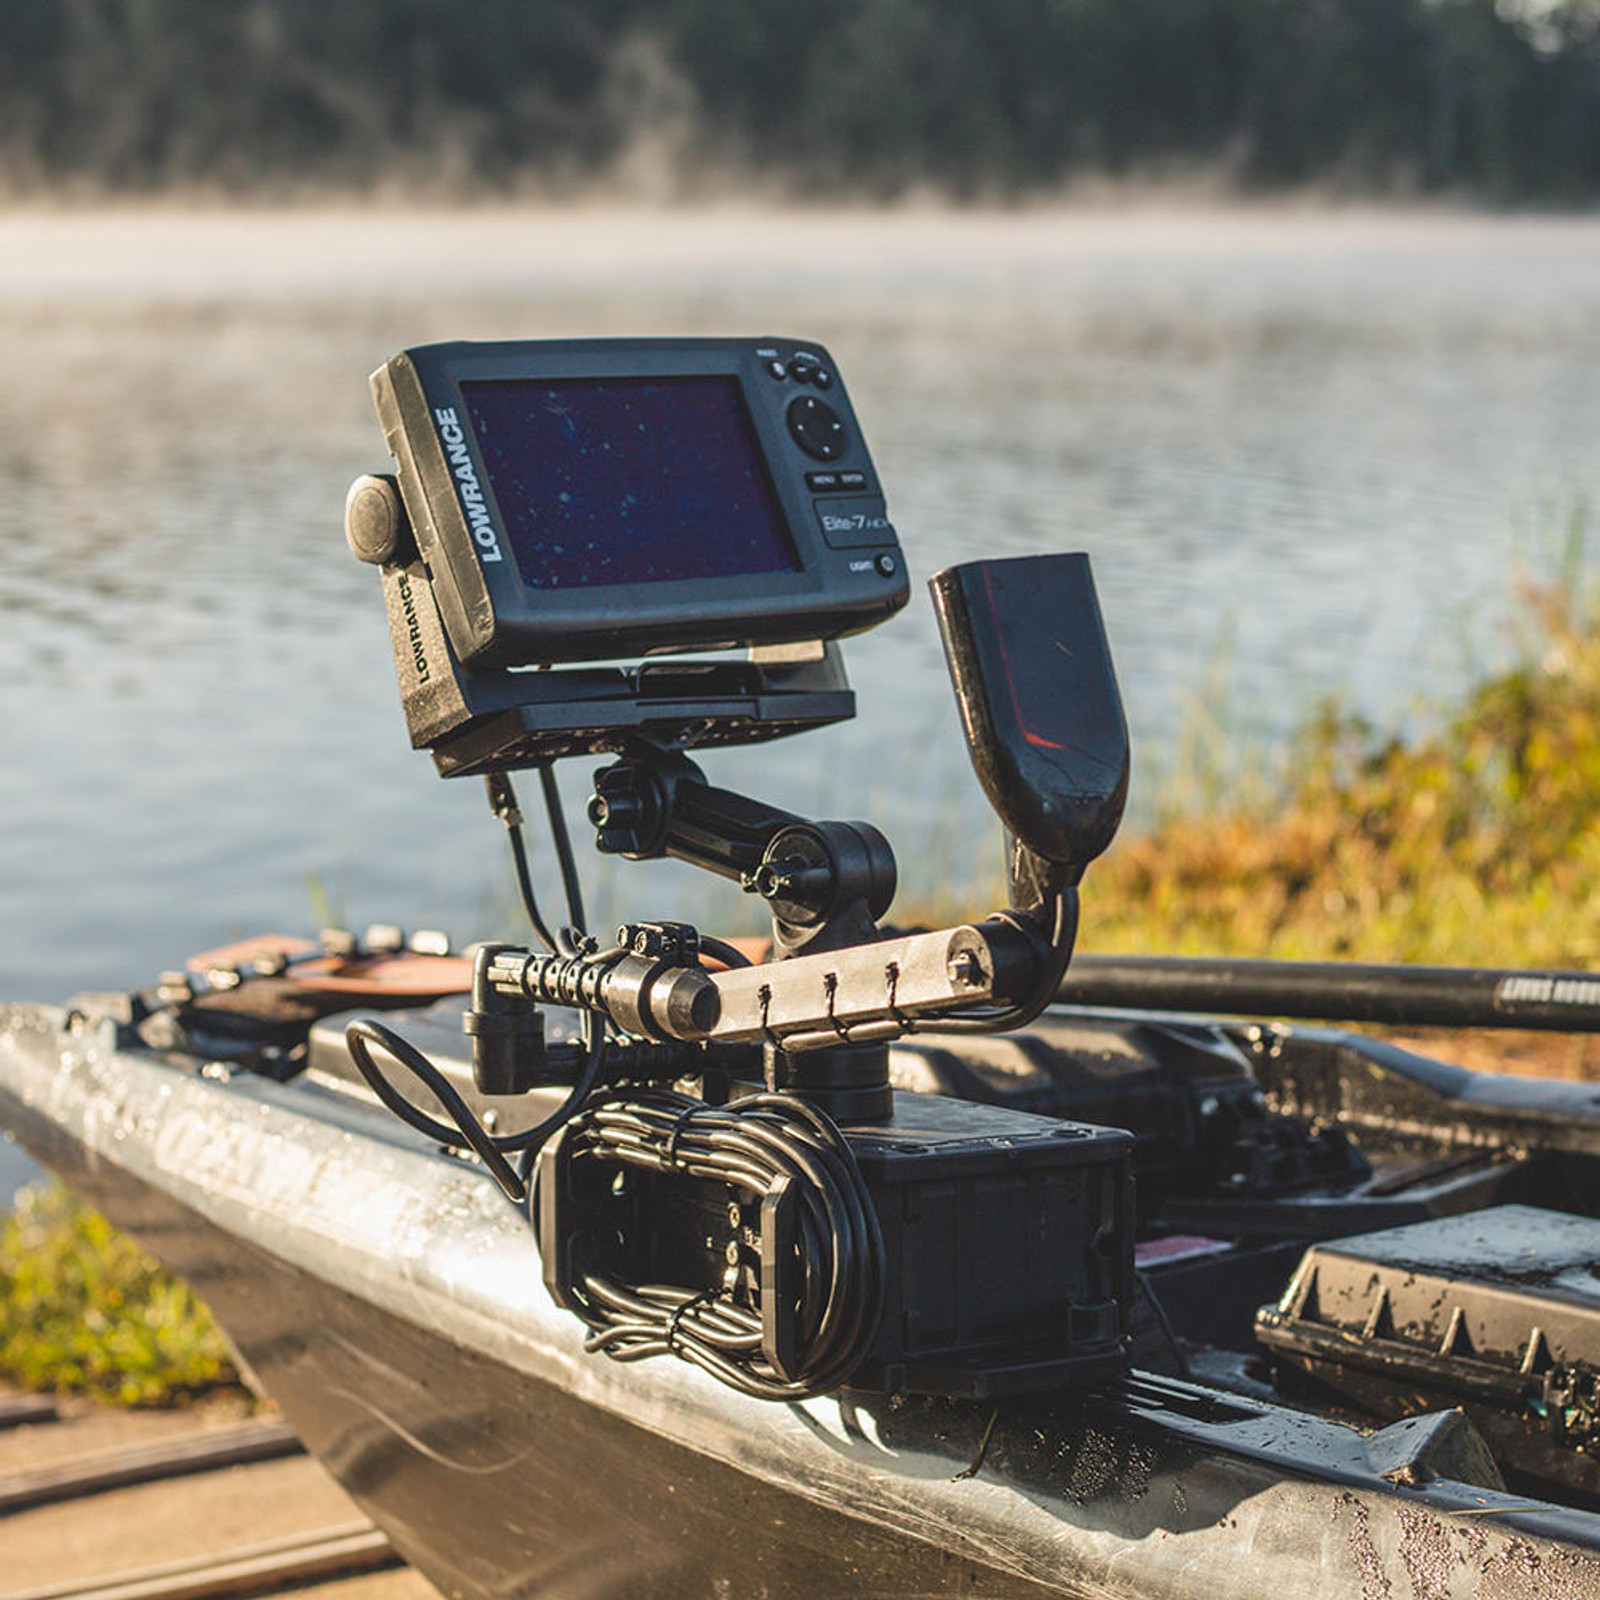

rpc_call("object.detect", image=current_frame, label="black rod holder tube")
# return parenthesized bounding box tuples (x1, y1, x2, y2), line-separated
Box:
(1058, 954, 1600, 1033)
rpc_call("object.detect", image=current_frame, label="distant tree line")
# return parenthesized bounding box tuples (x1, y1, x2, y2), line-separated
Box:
(4, 0, 1599, 200)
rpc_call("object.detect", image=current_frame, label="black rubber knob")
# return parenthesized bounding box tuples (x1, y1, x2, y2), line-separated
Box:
(344, 474, 414, 566)
(786, 396, 847, 462)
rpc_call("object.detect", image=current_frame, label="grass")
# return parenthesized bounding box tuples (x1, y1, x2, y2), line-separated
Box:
(1084, 509, 1600, 975)
(0, 1183, 242, 1406)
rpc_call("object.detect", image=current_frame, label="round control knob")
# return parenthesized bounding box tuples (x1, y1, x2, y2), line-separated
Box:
(786, 395, 847, 462)
(344, 474, 414, 566)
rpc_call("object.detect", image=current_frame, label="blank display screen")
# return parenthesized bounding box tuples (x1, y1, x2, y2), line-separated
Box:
(459, 376, 798, 590)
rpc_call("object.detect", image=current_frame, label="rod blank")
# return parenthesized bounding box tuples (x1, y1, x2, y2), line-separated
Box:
(1059, 954, 1600, 1033)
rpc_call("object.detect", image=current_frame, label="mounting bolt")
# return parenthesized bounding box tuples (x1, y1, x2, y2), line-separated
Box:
(947, 950, 983, 987)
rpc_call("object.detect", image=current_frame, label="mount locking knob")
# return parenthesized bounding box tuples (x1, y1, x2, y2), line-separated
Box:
(344, 473, 415, 566)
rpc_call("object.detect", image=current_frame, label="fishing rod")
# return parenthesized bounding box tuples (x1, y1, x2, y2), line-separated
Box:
(1059, 953, 1600, 1033)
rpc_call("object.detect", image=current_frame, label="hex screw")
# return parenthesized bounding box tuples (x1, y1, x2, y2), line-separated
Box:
(947, 950, 983, 987)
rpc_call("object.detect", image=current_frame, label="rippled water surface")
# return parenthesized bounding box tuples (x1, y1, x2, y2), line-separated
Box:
(3, 208, 1598, 1003)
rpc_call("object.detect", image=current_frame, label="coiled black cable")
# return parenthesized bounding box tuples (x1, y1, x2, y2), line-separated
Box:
(696, 933, 754, 970)
(559, 1088, 885, 1400)
(537, 763, 587, 943)
(485, 772, 560, 953)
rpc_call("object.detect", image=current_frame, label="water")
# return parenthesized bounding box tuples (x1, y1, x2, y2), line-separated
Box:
(2, 207, 1599, 1013)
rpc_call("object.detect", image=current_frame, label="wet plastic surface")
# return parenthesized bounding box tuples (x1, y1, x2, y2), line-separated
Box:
(1259, 1206, 1600, 1503)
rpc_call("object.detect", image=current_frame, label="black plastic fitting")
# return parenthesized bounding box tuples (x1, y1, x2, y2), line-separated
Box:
(465, 943, 545, 1094)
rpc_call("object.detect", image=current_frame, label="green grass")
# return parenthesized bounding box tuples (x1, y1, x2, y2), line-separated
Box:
(0, 1183, 242, 1406)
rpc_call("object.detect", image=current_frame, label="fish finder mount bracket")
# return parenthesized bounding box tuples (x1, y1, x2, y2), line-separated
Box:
(364, 535, 859, 775)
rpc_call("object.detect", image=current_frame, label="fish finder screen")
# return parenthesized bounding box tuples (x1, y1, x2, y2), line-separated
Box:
(459, 377, 798, 590)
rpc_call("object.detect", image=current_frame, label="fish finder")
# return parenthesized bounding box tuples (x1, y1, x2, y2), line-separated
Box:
(348, 338, 909, 774)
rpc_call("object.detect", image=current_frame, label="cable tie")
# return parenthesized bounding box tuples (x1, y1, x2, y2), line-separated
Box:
(884, 961, 910, 1030)
(665, 1100, 711, 1166)
(666, 1290, 715, 1356)
(824, 970, 852, 1041)
(757, 984, 784, 1050)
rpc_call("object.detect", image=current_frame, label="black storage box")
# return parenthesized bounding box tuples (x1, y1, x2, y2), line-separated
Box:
(540, 1089, 1134, 1399)
(842, 1092, 1134, 1396)
(1257, 1205, 1600, 1501)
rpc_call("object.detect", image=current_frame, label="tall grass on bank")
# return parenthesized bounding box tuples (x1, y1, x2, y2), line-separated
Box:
(1085, 524, 1600, 971)
(0, 1183, 240, 1405)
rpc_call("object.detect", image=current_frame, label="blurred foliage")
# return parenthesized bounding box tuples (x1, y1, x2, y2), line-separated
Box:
(3, 0, 1600, 198)
(0, 1181, 241, 1405)
(1084, 499, 1600, 968)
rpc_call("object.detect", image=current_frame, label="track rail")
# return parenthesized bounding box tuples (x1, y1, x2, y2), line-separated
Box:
(0, 1421, 302, 1516)
(0, 1524, 398, 1600)
(0, 1394, 58, 1431)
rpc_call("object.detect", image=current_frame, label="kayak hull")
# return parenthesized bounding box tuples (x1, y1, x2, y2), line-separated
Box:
(4, 1002, 1599, 1600)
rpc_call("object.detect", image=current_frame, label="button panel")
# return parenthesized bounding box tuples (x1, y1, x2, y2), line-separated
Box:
(760, 348, 831, 387)
(807, 468, 871, 494)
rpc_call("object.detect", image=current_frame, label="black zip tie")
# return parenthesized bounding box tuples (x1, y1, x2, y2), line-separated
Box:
(757, 984, 784, 1050)
(665, 1100, 710, 1167)
(884, 961, 910, 1030)
(667, 1290, 716, 1356)
(824, 970, 852, 1041)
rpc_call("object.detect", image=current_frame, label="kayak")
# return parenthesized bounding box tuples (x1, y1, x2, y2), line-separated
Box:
(3, 959, 1597, 1600)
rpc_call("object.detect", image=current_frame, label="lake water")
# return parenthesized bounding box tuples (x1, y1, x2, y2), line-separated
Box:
(2, 207, 1598, 1019)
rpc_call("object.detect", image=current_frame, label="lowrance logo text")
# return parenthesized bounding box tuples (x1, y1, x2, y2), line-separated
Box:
(396, 571, 431, 685)
(433, 407, 504, 564)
